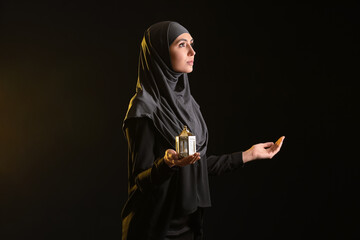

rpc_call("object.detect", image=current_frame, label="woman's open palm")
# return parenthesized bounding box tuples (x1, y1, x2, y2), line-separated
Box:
(243, 136, 285, 163)
(164, 149, 201, 167)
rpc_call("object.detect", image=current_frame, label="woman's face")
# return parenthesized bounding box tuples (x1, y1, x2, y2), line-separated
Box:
(169, 33, 195, 73)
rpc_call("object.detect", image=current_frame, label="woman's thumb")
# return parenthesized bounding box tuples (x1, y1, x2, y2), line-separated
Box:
(262, 142, 274, 148)
(166, 149, 179, 160)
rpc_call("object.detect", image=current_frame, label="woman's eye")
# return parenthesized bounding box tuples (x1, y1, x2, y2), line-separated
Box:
(179, 42, 186, 48)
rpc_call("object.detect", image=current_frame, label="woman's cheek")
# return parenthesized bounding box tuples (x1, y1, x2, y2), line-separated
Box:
(173, 57, 183, 71)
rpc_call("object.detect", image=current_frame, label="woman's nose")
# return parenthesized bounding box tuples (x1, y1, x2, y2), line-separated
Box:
(188, 46, 196, 56)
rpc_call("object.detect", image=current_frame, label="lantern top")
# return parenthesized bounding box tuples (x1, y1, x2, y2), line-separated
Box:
(179, 125, 193, 136)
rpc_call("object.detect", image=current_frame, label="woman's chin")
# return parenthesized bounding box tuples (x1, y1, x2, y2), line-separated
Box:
(174, 66, 193, 74)
(185, 66, 193, 73)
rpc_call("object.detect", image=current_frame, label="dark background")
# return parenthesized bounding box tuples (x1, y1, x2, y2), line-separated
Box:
(1, 1, 358, 239)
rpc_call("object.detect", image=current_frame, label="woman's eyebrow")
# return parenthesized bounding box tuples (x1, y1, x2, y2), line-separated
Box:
(175, 38, 194, 43)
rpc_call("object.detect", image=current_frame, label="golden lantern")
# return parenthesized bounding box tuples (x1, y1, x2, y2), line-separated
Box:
(175, 126, 196, 159)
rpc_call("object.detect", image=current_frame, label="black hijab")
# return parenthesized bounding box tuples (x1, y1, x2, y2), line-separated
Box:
(123, 21, 211, 215)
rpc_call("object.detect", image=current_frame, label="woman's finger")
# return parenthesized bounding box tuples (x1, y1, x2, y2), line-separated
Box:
(188, 153, 199, 164)
(276, 136, 285, 146)
(271, 136, 285, 150)
(190, 154, 200, 164)
(268, 136, 285, 156)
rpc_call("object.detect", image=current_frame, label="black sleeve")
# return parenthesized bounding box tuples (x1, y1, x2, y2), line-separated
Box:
(206, 152, 244, 176)
(125, 117, 178, 193)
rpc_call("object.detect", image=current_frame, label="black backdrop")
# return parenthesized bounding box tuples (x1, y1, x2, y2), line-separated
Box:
(1, 1, 358, 239)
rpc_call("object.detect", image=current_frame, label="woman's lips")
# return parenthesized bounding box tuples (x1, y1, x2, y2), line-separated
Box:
(187, 60, 194, 66)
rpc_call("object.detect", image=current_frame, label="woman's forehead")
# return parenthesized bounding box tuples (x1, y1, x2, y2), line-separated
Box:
(172, 33, 193, 43)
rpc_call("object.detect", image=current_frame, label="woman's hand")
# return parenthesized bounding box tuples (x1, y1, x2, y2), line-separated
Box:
(164, 149, 201, 168)
(242, 136, 285, 163)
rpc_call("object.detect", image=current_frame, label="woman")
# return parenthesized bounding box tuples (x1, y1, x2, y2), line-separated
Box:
(122, 21, 285, 240)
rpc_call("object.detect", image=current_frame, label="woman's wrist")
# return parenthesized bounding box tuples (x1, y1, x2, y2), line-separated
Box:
(242, 150, 253, 164)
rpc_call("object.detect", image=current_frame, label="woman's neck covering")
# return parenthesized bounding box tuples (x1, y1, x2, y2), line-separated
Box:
(123, 21, 211, 215)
